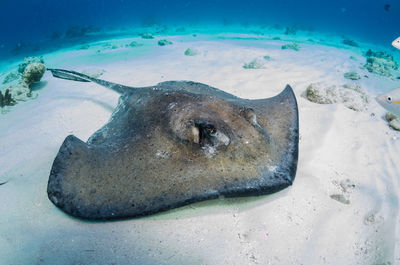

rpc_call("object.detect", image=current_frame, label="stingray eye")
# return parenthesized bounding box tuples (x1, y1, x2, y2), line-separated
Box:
(387, 96, 392, 103)
(204, 124, 217, 135)
(194, 122, 217, 145)
(193, 121, 230, 147)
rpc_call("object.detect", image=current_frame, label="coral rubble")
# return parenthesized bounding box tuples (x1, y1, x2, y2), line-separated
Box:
(281, 43, 301, 51)
(304, 83, 369, 111)
(184, 48, 199, 56)
(243, 58, 266, 69)
(127, 41, 143, 47)
(157, 39, 173, 46)
(363, 49, 398, 77)
(18, 57, 44, 74)
(2, 71, 19, 84)
(140, 33, 154, 39)
(385, 112, 400, 131)
(22, 63, 46, 86)
(344, 71, 361, 80)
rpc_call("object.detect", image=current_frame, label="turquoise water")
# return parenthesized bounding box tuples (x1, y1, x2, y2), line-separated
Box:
(1, 0, 398, 60)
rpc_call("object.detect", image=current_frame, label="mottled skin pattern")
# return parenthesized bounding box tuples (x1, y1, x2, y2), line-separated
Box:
(47, 69, 299, 220)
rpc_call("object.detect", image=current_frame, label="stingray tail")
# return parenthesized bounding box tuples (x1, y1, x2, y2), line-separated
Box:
(47, 68, 130, 94)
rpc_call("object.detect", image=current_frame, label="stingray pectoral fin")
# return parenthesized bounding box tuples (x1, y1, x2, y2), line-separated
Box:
(47, 135, 92, 214)
(249, 84, 299, 187)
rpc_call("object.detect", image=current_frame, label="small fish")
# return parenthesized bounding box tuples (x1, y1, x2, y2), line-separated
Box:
(376, 88, 400, 116)
(384, 4, 391, 11)
(393, 37, 400, 50)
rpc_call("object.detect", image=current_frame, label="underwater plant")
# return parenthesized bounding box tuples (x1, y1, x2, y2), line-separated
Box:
(0, 89, 16, 108)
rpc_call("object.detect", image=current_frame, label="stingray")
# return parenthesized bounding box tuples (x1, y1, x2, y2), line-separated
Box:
(47, 68, 299, 220)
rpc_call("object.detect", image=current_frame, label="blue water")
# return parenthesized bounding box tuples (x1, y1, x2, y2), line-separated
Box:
(0, 0, 398, 60)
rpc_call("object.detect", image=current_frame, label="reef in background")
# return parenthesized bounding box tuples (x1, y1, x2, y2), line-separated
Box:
(0, 57, 46, 113)
(363, 49, 398, 77)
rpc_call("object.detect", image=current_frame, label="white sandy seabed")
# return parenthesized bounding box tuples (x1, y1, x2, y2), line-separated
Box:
(0, 32, 400, 265)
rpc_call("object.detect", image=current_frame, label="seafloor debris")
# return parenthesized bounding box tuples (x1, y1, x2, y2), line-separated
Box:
(184, 48, 199, 56)
(263, 55, 271, 61)
(344, 71, 361, 80)
(304, 83, 369, 111)
(65, 25, 98, 39)
(284, 26, 297, 35)
(157, 39, 173, 46)
(343, 39, 359, 47)
(243, 57, 268, 69)
(281, 43, 301, 51)
(385, 112, 400, 131)
(6, 83, 33, 101)
(330, 194, 350, 205)
(243, 56, 272, 69)
(126, 41, 143, 47)
(79, 44, 90, 50)
(363, 49, 398, 77)
(140, 33, 154, 39)
(329, 179, 355, 205)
